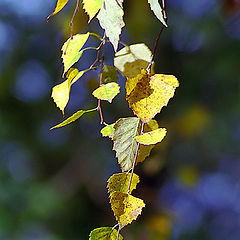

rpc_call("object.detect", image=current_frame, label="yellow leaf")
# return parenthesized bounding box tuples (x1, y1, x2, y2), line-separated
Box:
(89, 227, 123, 240)
(51, 68, 85, 113)
(50, 108, 97, 130)
(114, 43, 152, 78)
(47, 0, 70, 21)
(61, 33, 90, 76)
(83, 0, 103, 22)
(135, 128, 167, 145)
(110, 192, 145, 228)
(126, 69, 179, 123)
(92, 82, 120, 103)
(100, 124, 115, 138)
(107, 173, 140, 194)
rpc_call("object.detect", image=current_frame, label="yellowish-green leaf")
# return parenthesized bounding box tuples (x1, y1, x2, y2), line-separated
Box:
(47, 0, 70, 21)
(100, 124, 115, 138)
(51, 68, 85, 114)
(107, 173, 140, 194)
(102, 65, 119, 84)
(112, 118, 160, 171)
(50, 108, 97, 130)
(114, 43, 152, 78)
(148, 0, 167, 27)
(110, 191, 145, 228)
(113, 117, 140, 171)
(92, 82, 120, 103)
(62, 33, 90, 75)
(135, 128, 167, 145)
(126, 69, 179, 123)
(97, 0, 124, 51)
(83, 0, 103, 22)
(89, 227, 123, 240)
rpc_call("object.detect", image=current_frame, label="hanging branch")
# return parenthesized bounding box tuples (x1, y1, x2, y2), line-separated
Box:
(70, 0, 80, 39)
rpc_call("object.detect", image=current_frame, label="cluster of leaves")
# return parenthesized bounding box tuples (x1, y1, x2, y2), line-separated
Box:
(48, 0, 179, 239)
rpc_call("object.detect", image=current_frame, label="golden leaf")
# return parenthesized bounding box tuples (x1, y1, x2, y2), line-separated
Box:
(126, 69, 179, 123)
(110, 192, 145, 228)
(47, 0, 70, 21)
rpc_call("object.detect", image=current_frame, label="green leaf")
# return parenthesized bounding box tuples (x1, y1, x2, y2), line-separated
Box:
(135, 128, 167, 145)
(107, 173, 140, 195)
(101, 124, 115, 138)
(97, 0, 125, 51)
(89, 227, 123, 240)
(110, 191, 145, 228)
(112, 118, 159, 171)
(148, 0, 167, 27)
(47, 0, 70, 21)
(50, 108, 97, 130)
(112, 117, 140, 171)
(61, 33, 90, 76)
(114, 43, 152, 78)
(83, 0, 103, 22)
(51, 68, 85, 114)
(102, 65, 119, 84)
(92, 82, 120, 103)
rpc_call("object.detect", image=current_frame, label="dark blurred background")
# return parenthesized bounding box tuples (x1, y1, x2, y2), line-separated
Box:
(0, 0, 240, 239)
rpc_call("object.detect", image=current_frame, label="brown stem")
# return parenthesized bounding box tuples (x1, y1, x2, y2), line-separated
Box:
(70, 0, 80, 39)
(146, 0, 168, 73)
(97, 34, 106, 124)
(127, 121, 145, 193)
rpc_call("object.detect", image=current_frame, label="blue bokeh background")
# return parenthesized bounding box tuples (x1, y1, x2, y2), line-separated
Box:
(0, 0, 240, 239)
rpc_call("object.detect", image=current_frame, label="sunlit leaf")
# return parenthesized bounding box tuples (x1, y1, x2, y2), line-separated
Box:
(110, 191, 145, 228)
(92, 82, 120, 103)
(102, 65, 119, 84)
(126, 69, 179, 123)
(135, 128, 167, 145)
(112, 118, 160, 171)
(114, 43, 152, 78)
(62, 33, 90, 75)
(101, 124, 115, 138)
(112, 117, 140, 171)
(51, 68, 85, 114)
(89, 227, 123, 240)
(47, 0, 70, 21)
(50, 108, 97, 130)
(97, 0, 125, 51)
(83, 0, 103, 22)
(148, 0, 167, 27)
(107, 173, 140, 194)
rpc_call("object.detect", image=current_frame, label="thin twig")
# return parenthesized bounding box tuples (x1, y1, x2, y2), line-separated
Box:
(70, 0, 80, 39)
(116, 225, 121, 240)
(127, 121, 145, 193)
(146, 0, 168, 73)
(97, 34, 106, 124)
(89, 41, 104, 69)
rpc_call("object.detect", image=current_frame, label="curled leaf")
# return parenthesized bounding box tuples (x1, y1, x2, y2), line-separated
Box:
(148, 0, 167, 27)
(92, 82, 120, 103)
(47, 0, 70, 21)
(51, 68, 85, 114)
(50, 108, 97, 130)
(135, 128, 167, 145)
